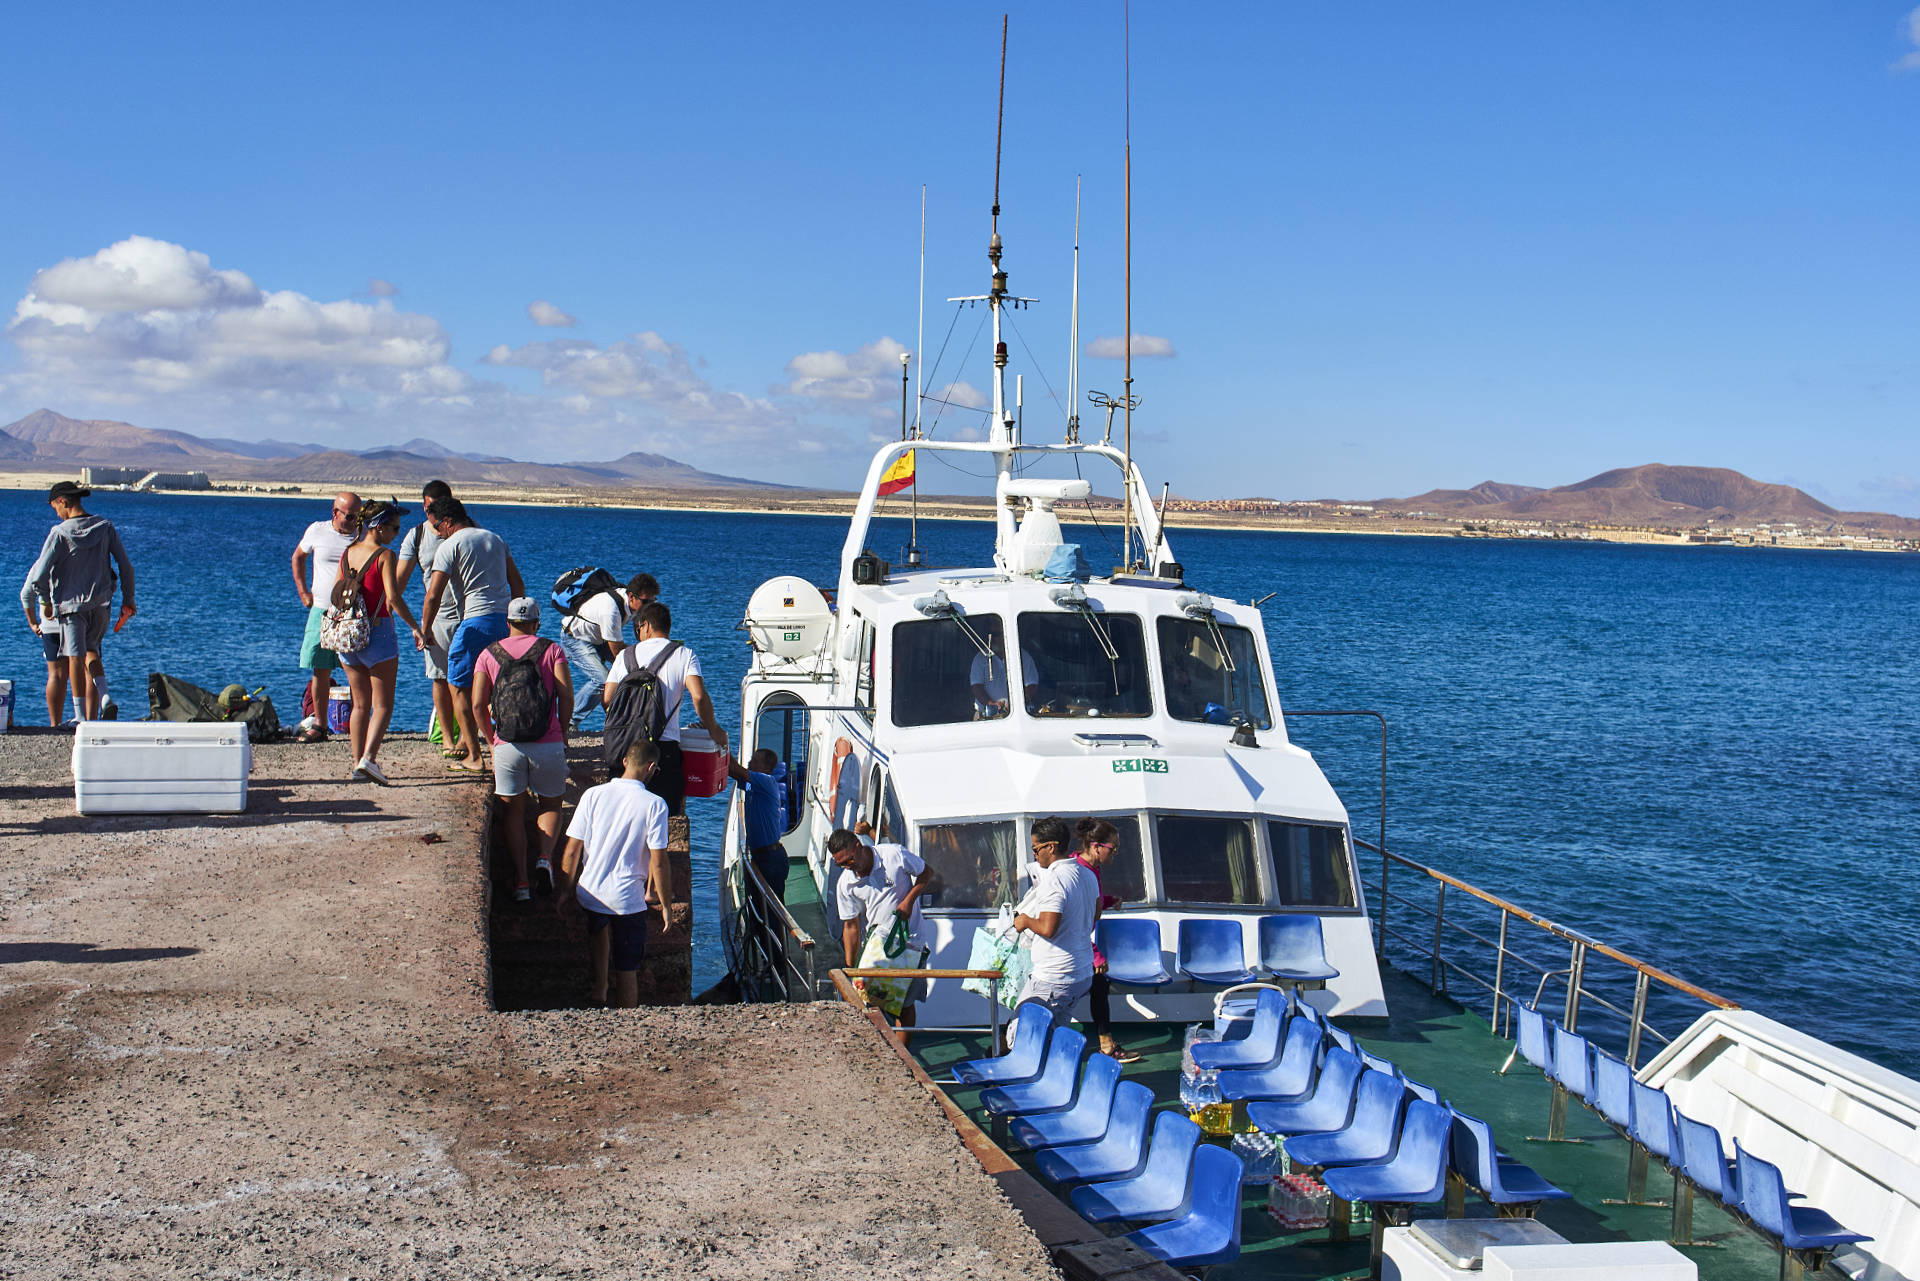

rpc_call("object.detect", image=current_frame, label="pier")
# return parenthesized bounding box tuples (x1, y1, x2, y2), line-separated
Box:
(0, 731, 1059, 1279)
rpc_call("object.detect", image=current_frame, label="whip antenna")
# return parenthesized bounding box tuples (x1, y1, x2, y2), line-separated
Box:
(1122, 0, 1135, 570)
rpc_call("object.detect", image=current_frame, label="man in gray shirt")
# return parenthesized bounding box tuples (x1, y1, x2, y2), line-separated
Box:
(420, 496, 524, 771)
(395, 479, 461, 753)
(20, 481, 135, 722)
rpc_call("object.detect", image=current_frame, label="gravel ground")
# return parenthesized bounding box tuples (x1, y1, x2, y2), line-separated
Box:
(0, 728, 1058, 1279)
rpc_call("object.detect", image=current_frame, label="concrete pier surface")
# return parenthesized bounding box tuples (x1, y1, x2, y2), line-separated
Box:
(0, 730, 1057, 1280)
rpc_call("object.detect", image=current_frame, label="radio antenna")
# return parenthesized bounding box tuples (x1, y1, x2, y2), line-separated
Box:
(1122, 0, 1135, 570)
(915, 184, 925, 438)
(1067, 175, 1081, 443)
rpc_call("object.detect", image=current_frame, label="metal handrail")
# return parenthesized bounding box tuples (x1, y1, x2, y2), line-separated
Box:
(727, 788, 818, 1003)
(839, 967, 1005, 1046)
(1357, 838, 1739, 1068)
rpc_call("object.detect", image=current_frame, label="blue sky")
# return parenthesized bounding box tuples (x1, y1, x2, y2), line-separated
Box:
(3, 4, 1919, 512)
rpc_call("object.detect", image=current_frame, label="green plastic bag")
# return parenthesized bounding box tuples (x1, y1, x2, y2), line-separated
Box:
(962, 923, 1029, 1010)
(428, 709, 460, 748)
(857, 913, 926, 1018)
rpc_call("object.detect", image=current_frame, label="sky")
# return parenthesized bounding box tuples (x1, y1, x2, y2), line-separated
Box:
(3, 4, 1920, 512)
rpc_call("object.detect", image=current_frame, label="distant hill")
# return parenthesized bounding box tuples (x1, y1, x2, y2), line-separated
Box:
(1383, 464, 1906, 531)
(0, 409, 788, 491)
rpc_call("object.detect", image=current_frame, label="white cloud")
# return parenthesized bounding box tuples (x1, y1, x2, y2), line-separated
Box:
(1085, 333, 1176, 359)
(367, 278, 399, 297)
(480, 331, 791, 440)
(1898, 7, 1920, 70)
(527, 299, 577, 328)
(775, 336, 908, 401)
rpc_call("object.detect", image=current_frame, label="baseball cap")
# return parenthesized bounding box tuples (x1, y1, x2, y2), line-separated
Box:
(49, 480, 91, 502)
(507, 597, 541, 622)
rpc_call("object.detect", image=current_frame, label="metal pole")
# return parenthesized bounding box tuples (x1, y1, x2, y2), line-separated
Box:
(1492, 910, 1509, 1035)
(1564, 940, 1587, 1033)
(1378, 848, 1390, 959)
(1430, 883, 1448, 993)
(1626, 970, 1651, 1069)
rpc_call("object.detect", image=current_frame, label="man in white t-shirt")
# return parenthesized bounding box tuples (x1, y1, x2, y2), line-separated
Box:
(557, 738, 672, 1008)
(828, 828, 932, 1042)
(558, 572, 628, 733)
(602, 600, 726, 814)
(969, 633, 1038, 719)
(288, 490, 359, 742)
(1014, 849, 1099, 1028)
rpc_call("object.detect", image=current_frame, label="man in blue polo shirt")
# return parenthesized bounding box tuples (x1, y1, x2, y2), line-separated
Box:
(728, 748, 789, 900)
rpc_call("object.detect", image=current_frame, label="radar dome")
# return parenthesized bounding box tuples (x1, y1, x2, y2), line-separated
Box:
(744, 576, 833, 659)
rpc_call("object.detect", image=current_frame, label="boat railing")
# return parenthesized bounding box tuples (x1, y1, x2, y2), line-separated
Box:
(1358, 838, 1739, 1068)
(726, 791, 818, 1003)
(833, 966, 1008, 1069)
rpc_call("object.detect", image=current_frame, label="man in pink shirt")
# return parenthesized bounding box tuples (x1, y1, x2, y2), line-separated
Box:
(473, 597, 574, 902)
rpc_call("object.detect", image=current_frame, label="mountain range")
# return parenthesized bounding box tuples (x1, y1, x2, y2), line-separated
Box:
(0, 409, 785, 490)
(1379, 464, 1917, 530)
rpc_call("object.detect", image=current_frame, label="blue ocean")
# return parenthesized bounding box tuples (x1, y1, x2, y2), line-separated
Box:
(6, 489, 1916, 1075)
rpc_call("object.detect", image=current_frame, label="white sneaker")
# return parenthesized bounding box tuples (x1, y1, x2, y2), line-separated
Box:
(351, 763, 368, 782)
(99, 700, 118, 721)
(358, 758, 390, 786)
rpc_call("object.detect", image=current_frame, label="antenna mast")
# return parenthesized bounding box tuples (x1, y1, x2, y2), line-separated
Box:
(1067, 175, 1081, 443)
(915, 185, 925, 438)
(1122, 0, 1135, 570)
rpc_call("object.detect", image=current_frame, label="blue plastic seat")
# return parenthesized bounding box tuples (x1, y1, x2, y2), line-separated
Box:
(1358, 1046, 1397, 1076)
(1120, 1143, 1244, 1269)
(1008, 1053, 1122, 1150)
(1177, 919, 1256, 986)
(981, 1027, 1086, 1117)
(1325, 1024, 1358, 1055)
(1590, 1050, 1635, 1130)
(1549, 1026, 1594, 1100)
(1189, 988, 1288, 1071)
(1403, 1075, 1440, 1105)
(1628, 1080, 1677, 1162)
(1247, 1047, 1362, 1137)
(1257, 914, 1340, 983)
(953, 1002, 1053, 1086)
(1097, 918, 1172, 986)
(1070, 1111, 1203, 1223)
(1733, 1140, 1871, 1255)
(1033, 1081, 1155, 1185)
(1450, 1111, 1571, 1208)
(1673, 1109, 1740, 1204)
(1513, 1003, 1555, 1075)
(1218, 1016, 1321, 1102)
(1323, 1100, 1454, 1206)
(1284, 1068, 1407, 1168)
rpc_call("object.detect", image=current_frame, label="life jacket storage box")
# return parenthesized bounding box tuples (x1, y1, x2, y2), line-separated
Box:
(678, 727, 728, 799)
(72, 721, 251, 815)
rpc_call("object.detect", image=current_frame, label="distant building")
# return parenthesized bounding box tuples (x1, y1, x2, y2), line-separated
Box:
(81, 466, 146, 487)
(132, 471, 212, 491)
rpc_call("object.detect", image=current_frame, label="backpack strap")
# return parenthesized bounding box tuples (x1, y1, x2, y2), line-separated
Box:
(486, 641, 512, 667)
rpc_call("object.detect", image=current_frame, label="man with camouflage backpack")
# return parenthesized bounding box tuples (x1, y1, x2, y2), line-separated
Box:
(472, 597, 574, 902)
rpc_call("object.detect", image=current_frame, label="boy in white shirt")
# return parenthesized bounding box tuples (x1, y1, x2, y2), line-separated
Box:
(557, 738, 672, 1008)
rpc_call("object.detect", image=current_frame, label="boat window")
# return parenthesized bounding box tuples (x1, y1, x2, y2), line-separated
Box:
(1157, 616, 1273, 729)
(1017, 611, 1152, 719)
(750, 692, 808, 837)
(1267, 822, 1356, 909)
(854, 620, 877, 716)
(917, 820, 1019, 910)
(892, 613, 1009, 726)
(1156, 815, 1264, 905)
(864, 765, 906, 845)
(1057, 815, 1148, 904)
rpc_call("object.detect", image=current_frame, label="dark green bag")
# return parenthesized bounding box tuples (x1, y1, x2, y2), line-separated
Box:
(146, 672, 283, 742)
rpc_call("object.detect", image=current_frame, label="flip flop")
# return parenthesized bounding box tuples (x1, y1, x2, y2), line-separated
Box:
(438, 746, 464, 759)
(446, 762, 485, 774)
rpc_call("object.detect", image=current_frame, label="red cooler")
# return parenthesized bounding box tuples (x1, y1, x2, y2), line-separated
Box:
(679, 728, 728, 798)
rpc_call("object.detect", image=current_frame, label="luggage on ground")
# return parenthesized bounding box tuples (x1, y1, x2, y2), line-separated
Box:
(146, 672, 283, 742)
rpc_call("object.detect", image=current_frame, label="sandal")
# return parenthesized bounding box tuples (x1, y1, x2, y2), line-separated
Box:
(296, 725, 328, 744)
(438, 746, 465, 759)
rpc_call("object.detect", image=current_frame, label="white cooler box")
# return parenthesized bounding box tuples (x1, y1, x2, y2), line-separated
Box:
(72, 721, 251, 815)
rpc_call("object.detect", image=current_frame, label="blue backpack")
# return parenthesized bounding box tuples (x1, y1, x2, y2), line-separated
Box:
(551, 566, 622, 618)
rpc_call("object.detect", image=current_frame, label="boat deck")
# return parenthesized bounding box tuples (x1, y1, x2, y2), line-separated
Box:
(771, 849, 1784, 1277)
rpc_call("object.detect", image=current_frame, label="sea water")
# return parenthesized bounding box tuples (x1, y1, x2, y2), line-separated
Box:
(3, 490, 1916, 1074)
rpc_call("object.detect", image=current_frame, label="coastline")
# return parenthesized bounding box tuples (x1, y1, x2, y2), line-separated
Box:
(3, 469, 1912, 552)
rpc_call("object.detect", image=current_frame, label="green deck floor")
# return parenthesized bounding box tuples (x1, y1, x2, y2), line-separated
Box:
(770, 850, 1783, 1276)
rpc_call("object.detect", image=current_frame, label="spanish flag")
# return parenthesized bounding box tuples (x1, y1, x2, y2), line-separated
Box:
(877, 449, 915, 497)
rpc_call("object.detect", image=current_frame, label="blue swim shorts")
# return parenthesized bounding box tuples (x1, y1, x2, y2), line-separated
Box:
(586, 908, 648, 973)
(446, 613, 511, 689)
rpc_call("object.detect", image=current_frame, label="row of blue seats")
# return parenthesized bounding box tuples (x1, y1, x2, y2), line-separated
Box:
(1198, 989, 1569, 1215)
(1512, 1005, 1869, 1271)
(954, 1009, 1246, 1268)
(1098, 916, 1340, 988)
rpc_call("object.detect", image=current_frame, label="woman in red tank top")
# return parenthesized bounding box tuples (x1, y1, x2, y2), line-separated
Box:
(339, 501, 423, 785)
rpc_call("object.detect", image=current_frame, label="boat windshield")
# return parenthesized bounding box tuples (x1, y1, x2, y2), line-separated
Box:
(1156, 814, 1263, 905)
(1268, 820, 1356, 909)
(1157, 616, 1272, 729)
(917, 819, 1019, 909)
(892, 613, 1009, 726)
(1017, 611, 1152, 719)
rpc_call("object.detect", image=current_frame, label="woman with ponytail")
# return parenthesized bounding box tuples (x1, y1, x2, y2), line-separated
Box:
(1012, 814, 1101, 1028)
(338, 500, 423, 785)
(1071, 818, 1138, 1062)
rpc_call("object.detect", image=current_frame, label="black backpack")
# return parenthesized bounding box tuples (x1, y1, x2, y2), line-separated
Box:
(603, 640, 682, 774)
(552, 566, 623, 618)
(487, 638, 556, 744)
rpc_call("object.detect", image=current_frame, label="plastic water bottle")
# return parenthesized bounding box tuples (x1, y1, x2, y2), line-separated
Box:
(1180, 1023, 1218, 1077)
(1231, 1131, 1280, 1185)
(1177, 1071, 1222, 1113)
